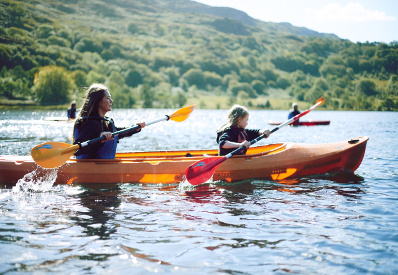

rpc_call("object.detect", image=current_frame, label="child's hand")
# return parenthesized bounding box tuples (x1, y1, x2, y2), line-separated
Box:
(262, 129, 271, 138)
(241, 140, 251, 148)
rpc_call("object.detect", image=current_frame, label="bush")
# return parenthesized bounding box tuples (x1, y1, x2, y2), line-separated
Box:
(33, 66, 76, 105)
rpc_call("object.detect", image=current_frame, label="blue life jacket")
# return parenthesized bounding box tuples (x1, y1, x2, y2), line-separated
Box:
(74, 117, 119, 159)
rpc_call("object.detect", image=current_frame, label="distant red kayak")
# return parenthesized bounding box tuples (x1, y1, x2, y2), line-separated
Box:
(269, 120, 330, 126)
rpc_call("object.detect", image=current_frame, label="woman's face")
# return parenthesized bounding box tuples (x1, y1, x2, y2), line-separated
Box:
(238, 114, 249, 129)
(98, 90, 113, 115)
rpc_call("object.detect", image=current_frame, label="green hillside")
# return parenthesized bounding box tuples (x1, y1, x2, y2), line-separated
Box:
(0, 0, 397, 110)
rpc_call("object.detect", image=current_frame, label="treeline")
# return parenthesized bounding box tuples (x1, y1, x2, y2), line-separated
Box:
(0, 0, 397, 110)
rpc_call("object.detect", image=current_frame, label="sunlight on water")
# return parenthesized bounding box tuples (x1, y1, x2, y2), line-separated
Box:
(12, 168, 58, 193)
(0, 110, 397, 274)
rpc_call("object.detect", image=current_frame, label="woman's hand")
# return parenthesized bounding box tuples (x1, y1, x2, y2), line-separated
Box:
(100, 131, 114, 142)
(136, 122, 146, 129)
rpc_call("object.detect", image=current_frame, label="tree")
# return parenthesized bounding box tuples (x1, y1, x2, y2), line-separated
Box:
(128, 23, 139, 34)
(204, 71, 222, 87)
(140, 84, 154, 108)
(7, 3, 26, 28)
(33, 66, 75, 105)
(357, 79, 377, 96)
(181, 68, 205, 88)
(276, 77, 291, 89)
(125, 69, 144, 87)
(174, 91, 187, 107)
(251, 80, 266, 95)
(37, 25, 54, 39)
(229, 82, 257, 98)
(388, 75, 398, 95)
(72, 70, 87, 88)
(381, 98, 396, 111)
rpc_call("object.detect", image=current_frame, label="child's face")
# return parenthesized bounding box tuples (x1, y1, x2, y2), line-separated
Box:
(238, 114, 249, 129)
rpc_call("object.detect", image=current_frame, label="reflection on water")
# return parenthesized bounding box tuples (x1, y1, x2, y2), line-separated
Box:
(0, 110, 397, 274)
(70, 186, 121, 239)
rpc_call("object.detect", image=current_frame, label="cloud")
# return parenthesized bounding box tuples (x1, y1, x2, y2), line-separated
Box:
(308, 2, 396, 23)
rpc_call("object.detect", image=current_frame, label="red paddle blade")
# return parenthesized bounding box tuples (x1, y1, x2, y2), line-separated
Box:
(185, 156, 226, 185)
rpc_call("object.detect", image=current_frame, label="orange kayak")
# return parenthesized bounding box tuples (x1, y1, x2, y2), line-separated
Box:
(0, 136, 368, 186)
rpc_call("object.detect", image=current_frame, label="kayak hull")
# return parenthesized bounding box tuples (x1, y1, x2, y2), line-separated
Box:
(269, 120, 330, 126)
(0, 137, 368, 186)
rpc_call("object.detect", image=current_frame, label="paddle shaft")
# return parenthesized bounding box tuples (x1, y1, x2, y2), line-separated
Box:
(78, 116, 170, 149)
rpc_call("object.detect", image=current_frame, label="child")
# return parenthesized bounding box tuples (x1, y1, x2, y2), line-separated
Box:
(216, 104, 270, 156)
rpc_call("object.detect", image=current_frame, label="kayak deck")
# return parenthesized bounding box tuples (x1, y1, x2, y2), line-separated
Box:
(0, 137, 368, 185)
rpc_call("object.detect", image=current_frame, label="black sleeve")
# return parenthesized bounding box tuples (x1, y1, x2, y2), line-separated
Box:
(73, 120, 104, 156)
(116, 125, 142, 139)
(245, 129, 261, 141)
(218, 129, 236, 147)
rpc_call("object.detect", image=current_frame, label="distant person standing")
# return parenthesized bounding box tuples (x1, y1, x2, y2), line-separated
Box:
(67, 101, 77, 119)
(288, 103, 300, 126)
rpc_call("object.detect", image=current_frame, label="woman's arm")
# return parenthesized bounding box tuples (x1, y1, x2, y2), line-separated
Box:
(117, 122, 146, 139)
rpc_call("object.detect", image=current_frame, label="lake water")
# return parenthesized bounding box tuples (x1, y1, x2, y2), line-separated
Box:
(0, 108, 397, 274)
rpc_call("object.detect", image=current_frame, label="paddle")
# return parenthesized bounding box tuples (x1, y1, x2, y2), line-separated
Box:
(185, 97, 325, 185)
(31, 105, 196, 169)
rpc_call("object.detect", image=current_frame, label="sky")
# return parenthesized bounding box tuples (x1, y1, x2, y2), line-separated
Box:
(192, 0, 398, 44)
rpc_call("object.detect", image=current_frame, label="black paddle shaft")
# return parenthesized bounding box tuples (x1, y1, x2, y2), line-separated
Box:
(227, 126, 280, 157)
(77, 124, 141, 149)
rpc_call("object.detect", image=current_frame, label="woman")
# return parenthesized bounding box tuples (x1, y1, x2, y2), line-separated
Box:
(216, 104, 270, 156)
(73, 84, 145, 159)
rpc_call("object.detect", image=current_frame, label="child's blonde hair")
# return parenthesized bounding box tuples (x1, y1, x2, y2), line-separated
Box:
(228, 104, 249, 127)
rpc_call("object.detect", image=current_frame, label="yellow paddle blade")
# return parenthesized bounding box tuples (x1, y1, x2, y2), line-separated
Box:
(168, 104, 196, 122)
(31, 142, 79, 169)
(316, 97, 325, 106)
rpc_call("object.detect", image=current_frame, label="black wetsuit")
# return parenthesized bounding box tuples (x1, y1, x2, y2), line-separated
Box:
(216, 126, 261, 156)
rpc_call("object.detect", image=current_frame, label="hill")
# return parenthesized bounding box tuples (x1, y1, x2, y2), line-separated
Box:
(0, 0, 397, 111)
